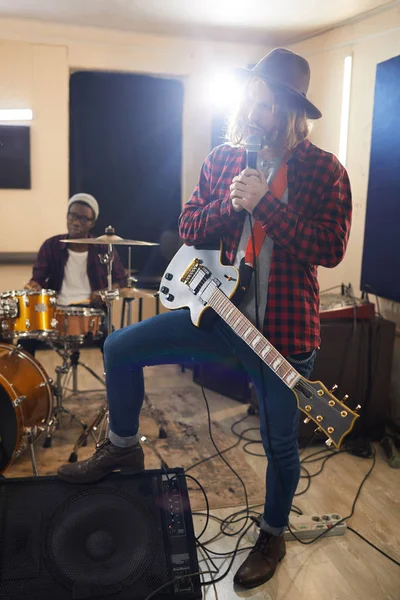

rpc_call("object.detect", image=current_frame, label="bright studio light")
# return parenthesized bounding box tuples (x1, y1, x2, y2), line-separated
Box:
(0, 109, 33, 121)
(338, 56, 353, 167)
(207, 71, 241, 112)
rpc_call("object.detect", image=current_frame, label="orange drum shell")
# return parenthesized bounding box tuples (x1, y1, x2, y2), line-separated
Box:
(1, 290, 57, 338)
(55, 307, 104, 341)
(0, 343, 53, 473)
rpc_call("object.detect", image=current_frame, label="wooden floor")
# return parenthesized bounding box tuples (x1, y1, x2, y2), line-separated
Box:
(9, 348, 400, 599)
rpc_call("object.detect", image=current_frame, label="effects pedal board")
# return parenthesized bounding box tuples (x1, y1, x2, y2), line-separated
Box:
(284, 513, 347, 541)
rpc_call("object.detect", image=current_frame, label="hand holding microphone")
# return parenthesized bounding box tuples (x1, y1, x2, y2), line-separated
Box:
(230, 136, 268, 213)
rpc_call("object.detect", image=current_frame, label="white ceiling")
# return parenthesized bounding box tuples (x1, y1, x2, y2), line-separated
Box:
(0, 0, 396, 44)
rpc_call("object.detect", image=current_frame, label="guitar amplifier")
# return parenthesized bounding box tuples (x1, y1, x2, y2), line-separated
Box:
(320, 302, 375, 321)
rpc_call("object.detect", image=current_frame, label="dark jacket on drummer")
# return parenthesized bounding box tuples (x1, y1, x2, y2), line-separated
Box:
(25, 193, 126, 300)
(20, 193, 126, 356)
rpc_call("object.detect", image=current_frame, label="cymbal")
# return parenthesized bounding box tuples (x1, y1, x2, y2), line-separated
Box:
(61, 235, 158, 247)
(94, 287, 157, 300)
(119, 287, 158, 299)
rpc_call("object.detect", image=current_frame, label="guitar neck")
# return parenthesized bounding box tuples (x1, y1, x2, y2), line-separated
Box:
(208, 286, 300, 389)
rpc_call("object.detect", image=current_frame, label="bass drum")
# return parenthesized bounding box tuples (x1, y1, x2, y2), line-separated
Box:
(0, 343, 53, 474)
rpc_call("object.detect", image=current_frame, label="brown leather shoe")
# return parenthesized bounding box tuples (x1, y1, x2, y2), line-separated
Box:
(57, 439, 145, 484)
(234, 530, 286, 589)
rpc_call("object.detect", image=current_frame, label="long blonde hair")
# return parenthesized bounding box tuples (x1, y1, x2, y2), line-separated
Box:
(226, 77, 312, 149)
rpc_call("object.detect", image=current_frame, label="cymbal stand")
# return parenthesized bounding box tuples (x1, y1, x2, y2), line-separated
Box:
(67, 231, 167, 462)
(127, 246, 138, 288)
(98, 237, 120, 336)
(68, 236, 120, 462)
(125, 246, 138, 324)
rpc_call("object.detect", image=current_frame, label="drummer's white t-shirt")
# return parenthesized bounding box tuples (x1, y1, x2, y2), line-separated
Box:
(57, 249, 91, 306)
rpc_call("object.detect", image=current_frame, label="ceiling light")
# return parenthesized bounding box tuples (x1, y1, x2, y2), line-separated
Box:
(0, 109, 33, 121)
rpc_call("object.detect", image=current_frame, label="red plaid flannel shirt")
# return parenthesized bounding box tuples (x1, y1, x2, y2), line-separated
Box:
(179, 139, 352, 357)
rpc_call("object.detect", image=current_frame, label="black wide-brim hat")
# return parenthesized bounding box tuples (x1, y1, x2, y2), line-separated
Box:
(242, 48, 322, 119)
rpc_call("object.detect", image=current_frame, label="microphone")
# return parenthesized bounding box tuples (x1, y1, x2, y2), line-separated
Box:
(244, 135, 262, 169)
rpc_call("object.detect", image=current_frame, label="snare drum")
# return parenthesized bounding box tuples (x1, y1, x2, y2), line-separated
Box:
(0, 290, 57, 339)
(0, 343, 53, 474)
(55, 306, 104, 343)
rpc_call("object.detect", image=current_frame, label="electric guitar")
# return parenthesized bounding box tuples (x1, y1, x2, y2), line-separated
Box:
(159, 244, 359, 449)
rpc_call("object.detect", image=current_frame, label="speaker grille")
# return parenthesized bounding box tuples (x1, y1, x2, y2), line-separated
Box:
(45, 487, 155, 594)
(0, 473, 176, 600)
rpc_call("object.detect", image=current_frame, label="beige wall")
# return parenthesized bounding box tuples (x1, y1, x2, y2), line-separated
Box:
(290, 5, 400, 301)
(0, 40, 69, 253)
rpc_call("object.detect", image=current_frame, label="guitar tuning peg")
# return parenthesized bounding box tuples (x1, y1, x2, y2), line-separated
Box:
(325, 438, 333, 447)
(314, 427, 322, 434)
(355, 404, 361, 412)
(329, 384, 338, 394)
(303, 417, 311, 424)
(342, 394, 349, 402)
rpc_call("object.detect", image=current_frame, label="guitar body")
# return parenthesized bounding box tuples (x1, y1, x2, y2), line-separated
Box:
(159, 244, 239, 326)
(159, 243, 359, 448)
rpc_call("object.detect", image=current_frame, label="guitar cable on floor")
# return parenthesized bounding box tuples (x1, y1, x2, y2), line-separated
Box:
(148, 375, 398, 600)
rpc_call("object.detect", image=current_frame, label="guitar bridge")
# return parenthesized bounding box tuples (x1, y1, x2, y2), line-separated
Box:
(181, 259, 211, 295)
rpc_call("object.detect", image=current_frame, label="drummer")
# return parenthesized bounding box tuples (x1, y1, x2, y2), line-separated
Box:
(19, 193, 126, 356)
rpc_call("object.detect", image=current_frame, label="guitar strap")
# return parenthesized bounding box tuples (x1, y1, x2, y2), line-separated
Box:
(244, 150, 291, 268)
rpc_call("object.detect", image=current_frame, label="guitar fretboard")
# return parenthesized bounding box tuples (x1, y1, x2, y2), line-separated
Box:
(208, 286, 300, 389)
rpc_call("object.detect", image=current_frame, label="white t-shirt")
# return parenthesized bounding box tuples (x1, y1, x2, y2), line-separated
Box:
(57, 249, 91, 306)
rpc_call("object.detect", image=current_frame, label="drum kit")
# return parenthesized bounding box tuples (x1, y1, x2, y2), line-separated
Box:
(0, 226, 159, 477)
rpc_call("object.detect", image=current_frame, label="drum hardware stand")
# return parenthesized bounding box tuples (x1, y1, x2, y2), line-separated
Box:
(125, 247, 166, 439)
(67, 227, 167, 462)
(9, 426, 40, 477)
(68, 230, 119, 462)
(125, 246, 138, 325)
(49, 342, 106, 397)
(68, 350, 106, 395)
(43, 342, 89, 448)
(67, 391, 166, 462)
(68, 402, 109, 462)
(127, 246, 138, 287)
(97, 227, 120, 336)
(143, 393, 167, 439)
(27, 426, 39, 476)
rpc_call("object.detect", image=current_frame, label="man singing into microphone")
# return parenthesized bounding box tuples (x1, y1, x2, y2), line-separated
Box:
(58, 49, 352, 589)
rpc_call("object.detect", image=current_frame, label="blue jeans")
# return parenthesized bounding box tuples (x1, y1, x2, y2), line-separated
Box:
(104, 309, 316, 532)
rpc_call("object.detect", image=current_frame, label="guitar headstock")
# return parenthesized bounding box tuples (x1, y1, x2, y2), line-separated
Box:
(293, 378, 360, 449)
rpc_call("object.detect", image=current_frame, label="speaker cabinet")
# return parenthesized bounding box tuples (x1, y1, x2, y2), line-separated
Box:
(299, 318, 396, 443)
(247, 319, 396, 444)
(0, 469, 201, 600)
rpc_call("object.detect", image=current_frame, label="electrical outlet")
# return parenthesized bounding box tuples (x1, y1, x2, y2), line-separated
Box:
(284, 513, 347, 541)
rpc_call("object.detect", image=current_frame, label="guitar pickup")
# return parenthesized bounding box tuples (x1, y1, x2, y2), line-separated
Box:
(198, 278, 221, 305)
(188, 268, 211, 295)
